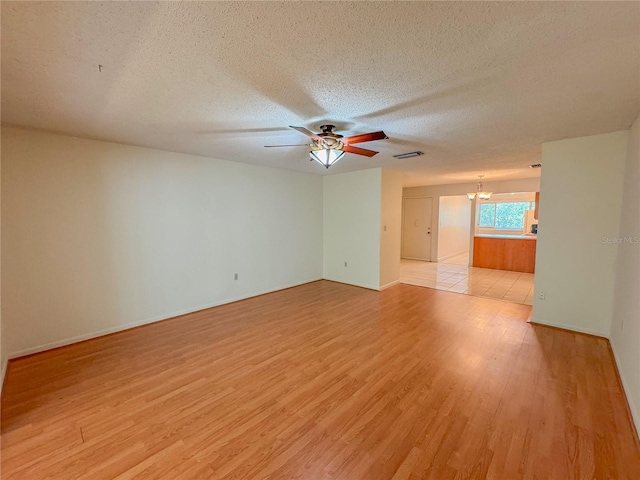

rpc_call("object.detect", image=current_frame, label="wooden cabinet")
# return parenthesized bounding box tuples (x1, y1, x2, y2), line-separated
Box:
(534, 192, 540, 220)
(473, 236, 536, 273)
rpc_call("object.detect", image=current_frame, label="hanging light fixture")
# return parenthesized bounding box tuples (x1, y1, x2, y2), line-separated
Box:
(467, 175, 493, 200)
(310, 147, 345, 169)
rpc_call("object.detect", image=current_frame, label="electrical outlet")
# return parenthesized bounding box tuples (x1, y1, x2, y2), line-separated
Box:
(344, 262, 348, 267)
(537, 291, 546, 301)
(234, 273, 238, 280)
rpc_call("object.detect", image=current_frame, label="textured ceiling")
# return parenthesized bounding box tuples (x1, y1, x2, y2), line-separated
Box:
(2, 2, 638, 186)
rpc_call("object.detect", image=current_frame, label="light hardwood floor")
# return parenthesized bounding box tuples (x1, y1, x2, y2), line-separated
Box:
(2, 280, 639, 479)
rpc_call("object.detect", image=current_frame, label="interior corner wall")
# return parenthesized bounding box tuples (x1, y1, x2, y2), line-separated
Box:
(532, 130, 628, 337)
(379, 169, 403, 289)
(1, 126, 324, 358)
(323, 168, 381, 290)
(610, 114, 640, 433)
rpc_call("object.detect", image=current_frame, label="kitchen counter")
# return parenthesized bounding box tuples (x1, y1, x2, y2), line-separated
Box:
(475, 234, 537, 240)
(473, 235, 537, 273)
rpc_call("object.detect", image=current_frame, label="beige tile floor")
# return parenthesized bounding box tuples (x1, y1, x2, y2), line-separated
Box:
(400, 258, 535, 305)
(439, 252, 471, 266)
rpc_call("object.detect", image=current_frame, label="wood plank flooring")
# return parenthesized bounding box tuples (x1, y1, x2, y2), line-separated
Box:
(2, 280, 639, 479)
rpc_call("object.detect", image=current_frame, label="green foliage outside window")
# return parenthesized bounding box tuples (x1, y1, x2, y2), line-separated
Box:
(479, 202, 535, 230)
(479, 203, 495, 227)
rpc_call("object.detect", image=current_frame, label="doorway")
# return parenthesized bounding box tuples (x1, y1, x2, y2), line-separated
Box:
(402, 196, 433, 261)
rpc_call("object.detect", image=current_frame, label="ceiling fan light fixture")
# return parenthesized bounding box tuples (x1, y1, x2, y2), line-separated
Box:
(310, 149, 345, 169)
(268, 125, 387, 167)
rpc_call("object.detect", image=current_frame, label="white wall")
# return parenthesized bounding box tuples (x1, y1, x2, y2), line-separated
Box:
(610, 114, 640, 433)
(403, 177, 540, 199)
(379, 170, 403, 289)
(533, 131, 628, 336)
(323, 168, 381, 290)
(437, 195, 471, 261)
(404, 178, 540, 262)
(1, 126, 323, 357)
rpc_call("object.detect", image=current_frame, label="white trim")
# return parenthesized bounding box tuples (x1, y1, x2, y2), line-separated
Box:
(379, 279, 401, 291)
(322, 278, 380, 291)
(610, 342, 640, 440)
(8, 277, 322, 360)
(529, 318, 607, 338)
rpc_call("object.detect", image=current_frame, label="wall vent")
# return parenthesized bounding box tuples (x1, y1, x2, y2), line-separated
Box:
(529, 163, 542, 169)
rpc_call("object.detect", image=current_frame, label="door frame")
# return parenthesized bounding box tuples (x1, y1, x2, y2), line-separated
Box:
(401, 195, 434, 261)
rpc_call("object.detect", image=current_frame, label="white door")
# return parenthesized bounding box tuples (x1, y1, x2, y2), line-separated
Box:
(402, 197, 433, 261)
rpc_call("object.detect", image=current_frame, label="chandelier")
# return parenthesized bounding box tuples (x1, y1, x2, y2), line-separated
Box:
(467, 175, 492, 200)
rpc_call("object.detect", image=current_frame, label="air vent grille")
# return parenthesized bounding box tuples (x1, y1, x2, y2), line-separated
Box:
(393, 151, 424, 159)
(529, 163, 542, 169)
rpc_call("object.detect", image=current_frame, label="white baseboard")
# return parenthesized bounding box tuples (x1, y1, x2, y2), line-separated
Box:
(437, 250, 469, 262)
(379, 280, 401, 291)
(8, 277, 323, 360)
(400, 256, 432, 262)
(610, 342, 640, 440)
(529, 318, 608, 338)
(321, 276, 380, 291)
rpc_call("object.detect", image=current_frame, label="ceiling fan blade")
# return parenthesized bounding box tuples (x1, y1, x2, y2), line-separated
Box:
(344, 131, 388, 145)
(289, 126, 323, 142)
(342, 145, 378, 157)
(264, 144, 309, 148)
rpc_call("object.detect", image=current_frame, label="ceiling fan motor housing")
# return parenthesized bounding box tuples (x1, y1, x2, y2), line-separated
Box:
(318, 124, 343, 138)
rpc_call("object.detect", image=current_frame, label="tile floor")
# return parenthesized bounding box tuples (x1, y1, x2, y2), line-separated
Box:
(439, 252, 470, 266)
(400, 258, 534, 305)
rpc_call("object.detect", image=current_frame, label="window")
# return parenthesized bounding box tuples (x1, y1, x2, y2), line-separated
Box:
(479, 203, 495, 227)
(479, 202, 535, 230)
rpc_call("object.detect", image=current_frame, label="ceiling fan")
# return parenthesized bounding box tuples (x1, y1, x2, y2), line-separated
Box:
(265, 124, 388, 168)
